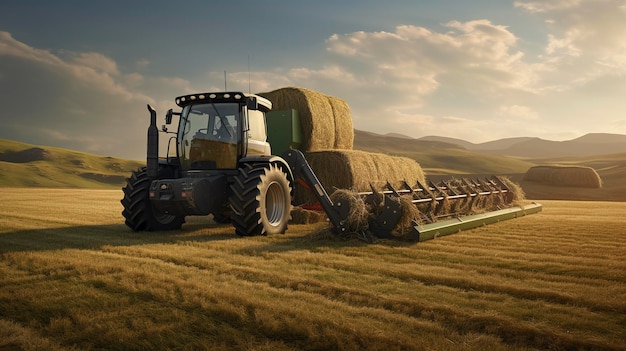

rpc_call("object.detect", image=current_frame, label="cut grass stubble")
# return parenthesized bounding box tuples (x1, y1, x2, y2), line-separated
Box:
(0, 189, 625, 350)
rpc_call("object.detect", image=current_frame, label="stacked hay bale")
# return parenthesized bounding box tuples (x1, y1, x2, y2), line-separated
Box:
(524, 165, 602, 188)
(301, 150, 426, 205)
(259, 87, 425, 228)
(259, 87, 353, 151)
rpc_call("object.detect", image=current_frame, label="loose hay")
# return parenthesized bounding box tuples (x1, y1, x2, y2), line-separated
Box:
(392, 195, 422, 237)
(289, 207, 328, 224)
(330, 189, 371, 233)
(258, 87, 354, 151)
(419, 177, 524, 218)
(308, 176, 527, 241)
(326, 190, 421, 240)
(296, 150, 426, 205)
(499, 176, 526, 206)
(524, 165, 602, 188)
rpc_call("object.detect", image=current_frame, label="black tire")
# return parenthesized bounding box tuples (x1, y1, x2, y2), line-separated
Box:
(212, 212, 231, 224)
(229, 163, 292, 236)
(121, 167, 185, 231)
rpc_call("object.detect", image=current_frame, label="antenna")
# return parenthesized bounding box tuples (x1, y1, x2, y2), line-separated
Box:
(248, 55, 251, 93)
(224, 70, 227, 90)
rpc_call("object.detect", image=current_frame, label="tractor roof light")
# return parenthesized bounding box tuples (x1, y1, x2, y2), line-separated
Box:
(175, 92, 245, 107)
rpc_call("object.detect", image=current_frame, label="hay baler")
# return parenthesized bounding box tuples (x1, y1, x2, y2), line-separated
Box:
(121, 91, 541, 241)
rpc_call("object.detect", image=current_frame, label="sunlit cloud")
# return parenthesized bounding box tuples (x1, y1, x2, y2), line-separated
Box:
(514, 0, 583, 13)
(498, 104, 539, 120)
(69, 52, 120, 75)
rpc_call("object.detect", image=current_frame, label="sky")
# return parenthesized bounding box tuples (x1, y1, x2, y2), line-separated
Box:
(1, 0, 625, 160)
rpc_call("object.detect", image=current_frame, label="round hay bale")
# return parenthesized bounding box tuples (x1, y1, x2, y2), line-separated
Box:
(326, 97, 354, 149)
(524, 165, 602, 188)
(258, 87, 354, 151)
(295, 150, 426, 205)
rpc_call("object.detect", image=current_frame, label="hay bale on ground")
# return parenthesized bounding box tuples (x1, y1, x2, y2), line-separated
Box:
(296, 150, 426, 205)
(524, 165, 602, 188)
(258, 87, 354, 151)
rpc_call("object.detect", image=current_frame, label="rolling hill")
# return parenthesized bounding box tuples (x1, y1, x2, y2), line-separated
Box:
(1, 134, 534, 189)
(509, 152, 626, 201)
(1, 134, 625, 201)
(354, 130, 535, 174)
(354, 131, 626, 201)
(0, 139, 143, 188)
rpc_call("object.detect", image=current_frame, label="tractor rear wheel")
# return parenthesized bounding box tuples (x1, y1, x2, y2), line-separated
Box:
(121, 167, 185, 231)
(229, 163, 292, 236)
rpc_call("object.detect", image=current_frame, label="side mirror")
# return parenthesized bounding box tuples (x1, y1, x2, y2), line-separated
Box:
(246, 97, 259, 111)
(165, 109, 174, 124)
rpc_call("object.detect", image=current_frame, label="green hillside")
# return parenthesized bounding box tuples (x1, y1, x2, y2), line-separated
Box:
(400, 149, 535, 175)
(0, 139, 143, 189)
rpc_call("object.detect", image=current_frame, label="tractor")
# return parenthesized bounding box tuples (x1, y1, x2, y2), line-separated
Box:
(122, 91, 541, 241)
(122, 92, 294, 236)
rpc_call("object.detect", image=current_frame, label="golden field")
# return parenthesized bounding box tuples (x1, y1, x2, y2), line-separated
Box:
(1, 188, 625, 350)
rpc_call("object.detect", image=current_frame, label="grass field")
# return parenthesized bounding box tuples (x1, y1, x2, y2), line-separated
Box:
(1, 188, 625, 350)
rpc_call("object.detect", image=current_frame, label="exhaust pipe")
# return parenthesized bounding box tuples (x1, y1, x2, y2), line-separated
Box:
(146, 104, 159, 179)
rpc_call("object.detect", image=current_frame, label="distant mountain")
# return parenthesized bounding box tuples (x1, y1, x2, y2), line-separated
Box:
(570, 133, 626, 144)
(418, 133, 626, 158)
(418, 136, 476, 150)
(419, 136, 540, 151)
(355, 130, 464, 152)
(384, 133, 415, 139)
(486, 135, 626, 158)
(471, 137, 539, 151)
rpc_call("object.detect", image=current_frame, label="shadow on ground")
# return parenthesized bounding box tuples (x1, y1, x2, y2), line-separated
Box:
(1, 213, 405, 255)
(0, 219, 242, 254)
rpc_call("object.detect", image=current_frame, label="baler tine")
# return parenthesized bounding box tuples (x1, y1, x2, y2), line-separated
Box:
(283, 149, 542, 242)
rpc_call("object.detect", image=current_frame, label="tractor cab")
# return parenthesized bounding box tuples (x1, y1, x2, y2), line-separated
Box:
(169, 92, 272, 172)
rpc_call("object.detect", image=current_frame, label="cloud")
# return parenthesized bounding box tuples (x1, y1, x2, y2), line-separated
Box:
(3, 0, 626, 161)
(498, 104, 539, 120)
(0, 31, 162, 159)
(514, 0, 583, 13)
(324, 20, 534, 93)
(69, 52, 120, 75)
(253, 6, 626, 140)
(518, 0, 626, 71)
(258, 20, 543, 140)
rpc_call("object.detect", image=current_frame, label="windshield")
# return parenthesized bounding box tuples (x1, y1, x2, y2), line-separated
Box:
(178, 103, 240, 170)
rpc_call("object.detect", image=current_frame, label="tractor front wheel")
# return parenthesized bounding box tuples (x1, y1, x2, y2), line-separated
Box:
(229, 163, 292, 236)
(121, 167, 185, 231)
